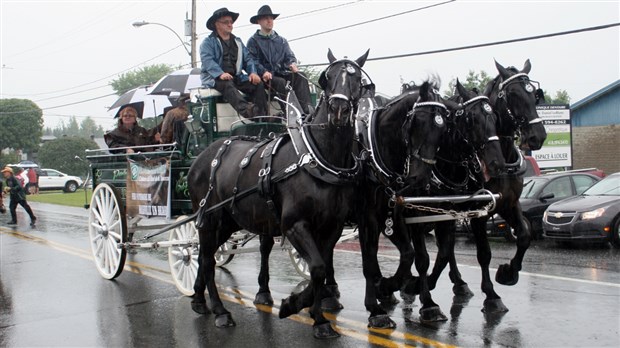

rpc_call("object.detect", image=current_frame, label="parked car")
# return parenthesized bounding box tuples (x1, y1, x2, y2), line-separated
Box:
(518, 172, 601, 238)
(543, 172, 620, 248)
(455, 213, 515, 241)
(37, 168, 83, 193)
(458, 172, 601, 241)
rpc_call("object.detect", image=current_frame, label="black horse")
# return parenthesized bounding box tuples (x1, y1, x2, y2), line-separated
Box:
(187, 49, 370, 339)
(353, 78, 458, 327)
(427, 59, 547, 313)
(377, 78, 505, 321)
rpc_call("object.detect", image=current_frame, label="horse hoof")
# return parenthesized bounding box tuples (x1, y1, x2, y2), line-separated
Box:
(191, 300, 211, 315)
(214, 313, 236, 328)
(378, 293, 400, 306)
(420, 306, 448, 322)
(482, 298, 509, 313)
(313, 322, 340, 339)
(254, 292, 274, 306)
(321, 297, 344, 312)
(453, 284, 474, 297)
(368, 314, 397, 329)
(279, 297, 296, 318)
(496, 264, 519, 285)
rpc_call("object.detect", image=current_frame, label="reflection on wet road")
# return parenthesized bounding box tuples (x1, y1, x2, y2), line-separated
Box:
(1, 202, 619, 347)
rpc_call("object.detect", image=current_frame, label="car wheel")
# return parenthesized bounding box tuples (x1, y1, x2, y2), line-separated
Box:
(64, 181, 78, 193)
(611, 217, 620, 249)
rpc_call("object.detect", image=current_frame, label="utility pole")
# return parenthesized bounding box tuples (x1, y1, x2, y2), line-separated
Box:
(185, 0, 197, 68)
(191, 0, 197, 68)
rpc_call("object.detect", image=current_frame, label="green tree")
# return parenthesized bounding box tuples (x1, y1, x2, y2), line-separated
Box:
(80, 117, 105, 137)
(38, 137, 98, 176)
(543, 89, 571, 104)
(444, 70, 493, 97)
(110, 64, 175, 95)
(0, 99, 43, 152)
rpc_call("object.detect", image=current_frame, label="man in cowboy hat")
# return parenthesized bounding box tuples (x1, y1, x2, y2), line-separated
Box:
(200, 7, 268, 119)
(247, 5, 313, 115)
(2, 166, 37, 226)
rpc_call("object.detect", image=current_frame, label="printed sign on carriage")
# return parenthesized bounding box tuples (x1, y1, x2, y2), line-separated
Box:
(530, 104, 572, 168)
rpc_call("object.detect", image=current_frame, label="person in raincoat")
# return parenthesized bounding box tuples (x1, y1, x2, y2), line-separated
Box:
(2, 167, 36, 226)
(247, 5, 313, 115)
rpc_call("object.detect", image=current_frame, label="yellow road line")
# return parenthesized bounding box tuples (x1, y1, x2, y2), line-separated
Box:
(1, 227, 457, 347)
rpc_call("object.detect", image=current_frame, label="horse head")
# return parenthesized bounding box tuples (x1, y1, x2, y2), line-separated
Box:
(453, 79, 505, 179)
(317, 49, 371, 127)
(486, 59, 547, 151)
(403, 79, 448, 188)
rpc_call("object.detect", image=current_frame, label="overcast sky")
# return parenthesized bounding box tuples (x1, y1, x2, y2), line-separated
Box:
(1, 0, 618, 130)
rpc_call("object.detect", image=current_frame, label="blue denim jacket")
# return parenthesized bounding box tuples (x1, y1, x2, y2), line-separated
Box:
(200, 32, 257, 88)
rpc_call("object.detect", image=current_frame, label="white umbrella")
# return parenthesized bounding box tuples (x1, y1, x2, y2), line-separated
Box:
(149, 68, 201, 96)
(108, 86, 173, 118)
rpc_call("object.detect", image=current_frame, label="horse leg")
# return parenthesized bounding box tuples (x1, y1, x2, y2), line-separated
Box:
(279, 221, 339, 339)
(495, 207, 531, 286)
(358, 213, 398, 329)
(407, 224, 447, 323)
(191, 218, 236, 327)
(322, 246, 344, 311)
(470, 218, 508, 313)
(254, 235, 275, 305)
(429, 221, 474, 296)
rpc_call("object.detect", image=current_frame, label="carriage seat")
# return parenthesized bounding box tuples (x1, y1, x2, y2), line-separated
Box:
(190, 88, 283, 131)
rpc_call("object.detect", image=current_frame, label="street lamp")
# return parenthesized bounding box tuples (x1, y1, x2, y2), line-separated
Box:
(132, 21, 196, 68)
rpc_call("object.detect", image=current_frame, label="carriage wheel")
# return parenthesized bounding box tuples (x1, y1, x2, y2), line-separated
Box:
(214, 240, 235, 267)
(168, 216, 199, 296)
(88, 183, 127, 280)
(288, 248, 311, 280)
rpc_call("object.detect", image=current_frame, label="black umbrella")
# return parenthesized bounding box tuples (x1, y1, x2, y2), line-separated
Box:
(149, 68, 201, 95)
(109, 86, 172, 118)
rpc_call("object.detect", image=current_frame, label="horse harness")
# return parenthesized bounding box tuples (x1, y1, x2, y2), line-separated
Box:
(195, 97, 363, 229)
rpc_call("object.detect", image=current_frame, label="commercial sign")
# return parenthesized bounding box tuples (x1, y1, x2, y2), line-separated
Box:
(531, 104, 572, 168)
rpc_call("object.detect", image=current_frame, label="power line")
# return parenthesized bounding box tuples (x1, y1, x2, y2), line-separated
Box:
(289, 0, 455, 42)
(301, 22, 620, 67)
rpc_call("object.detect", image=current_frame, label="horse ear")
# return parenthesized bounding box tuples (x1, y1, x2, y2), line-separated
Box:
(327, 49, 337, 63)
(419, 81, 430, 100)
(355, 49, 370, 68)
(455, 78, 468, 100)
(494, 59, 510, 79)
(522, 59, 532, 74)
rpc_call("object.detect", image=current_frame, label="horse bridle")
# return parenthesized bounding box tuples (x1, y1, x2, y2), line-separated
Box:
(319, 59, 374, 126)
(405, 100, 448, 169)
(496, 72, 544, 128)
(456, 95, 499, 152)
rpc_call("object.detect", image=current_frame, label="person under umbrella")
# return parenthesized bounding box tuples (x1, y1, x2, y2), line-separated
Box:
(104, 104, 160, 154)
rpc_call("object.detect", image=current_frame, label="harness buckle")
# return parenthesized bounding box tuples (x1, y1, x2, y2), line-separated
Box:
(258, 167, 271, 177)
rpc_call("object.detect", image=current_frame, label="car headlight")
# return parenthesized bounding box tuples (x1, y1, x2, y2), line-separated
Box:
(581, 208, 605, 220)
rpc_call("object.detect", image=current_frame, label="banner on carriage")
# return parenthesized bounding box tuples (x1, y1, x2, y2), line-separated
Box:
(125, 157, 171, 219)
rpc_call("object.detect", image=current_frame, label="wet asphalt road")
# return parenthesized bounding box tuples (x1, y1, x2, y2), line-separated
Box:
(1, 201, 619, 347)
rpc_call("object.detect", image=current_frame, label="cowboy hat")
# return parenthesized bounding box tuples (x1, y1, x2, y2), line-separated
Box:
(250, 5, 280, 24)
(206, 7, 239, 31)
(1, 167, 13, 174)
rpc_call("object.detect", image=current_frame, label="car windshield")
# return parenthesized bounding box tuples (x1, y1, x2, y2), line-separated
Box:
(582, 175, 620, 196)
(520, 177, 546, 198)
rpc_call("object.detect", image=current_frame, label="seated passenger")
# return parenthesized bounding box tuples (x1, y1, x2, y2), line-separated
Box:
(160, 95, 190, 145)
(104, 105, 160, 154)
(200, 7, 268, 119)
(247, 5, 313, 115)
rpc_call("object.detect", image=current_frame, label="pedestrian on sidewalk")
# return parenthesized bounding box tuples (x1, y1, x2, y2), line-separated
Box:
(2, 167, 37, 226)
